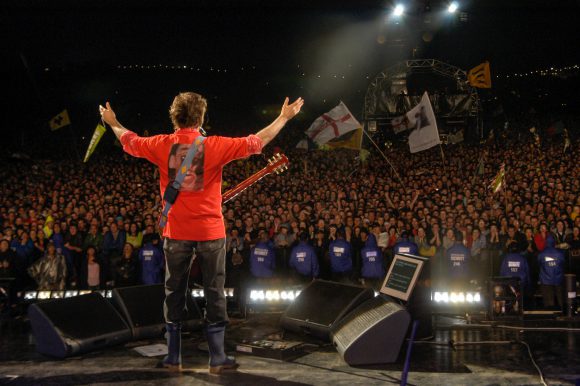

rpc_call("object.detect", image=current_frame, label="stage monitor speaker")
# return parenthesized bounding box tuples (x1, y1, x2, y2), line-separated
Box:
(280, 280, 375, 341)
(28, 293, 132, 358)
(331, 296, 410, 365)
(111, 284, 203, 339)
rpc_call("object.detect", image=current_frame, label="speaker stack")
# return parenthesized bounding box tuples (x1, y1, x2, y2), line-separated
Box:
(280, 280, 375, 341)
(28, 285, 204, 358)
(281, 280, 412, 365)
(112, 284, 203, 339)
(28, 293, 132, 358)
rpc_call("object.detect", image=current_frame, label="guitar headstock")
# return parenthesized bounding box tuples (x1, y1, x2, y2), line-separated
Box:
(267, 153, 289, 175)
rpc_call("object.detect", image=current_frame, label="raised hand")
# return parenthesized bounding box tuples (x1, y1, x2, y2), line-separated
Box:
(99, 102, 118, 126)
(280, 97, 304, 120)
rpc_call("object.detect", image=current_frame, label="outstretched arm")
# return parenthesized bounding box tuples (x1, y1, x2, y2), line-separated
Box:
(255, 97, 304, 146)
(99, 102, 128, 140)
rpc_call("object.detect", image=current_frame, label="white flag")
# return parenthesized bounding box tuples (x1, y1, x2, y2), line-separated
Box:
(391, 115, 409, 134)
(305, 102, 361, 145)
(407, 92, 441, 153)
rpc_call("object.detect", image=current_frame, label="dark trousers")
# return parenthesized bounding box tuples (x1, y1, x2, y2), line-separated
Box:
(163, 238, 228, 325)
(541, 284, 563, 308)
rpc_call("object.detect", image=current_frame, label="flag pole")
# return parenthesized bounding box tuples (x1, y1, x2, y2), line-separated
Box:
(362, 129, 408, 194)
(439, 143, 447, 175)
(502, 165, 509, 218)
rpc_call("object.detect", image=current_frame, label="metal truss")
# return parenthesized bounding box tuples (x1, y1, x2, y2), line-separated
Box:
(364, 59, 481, 119)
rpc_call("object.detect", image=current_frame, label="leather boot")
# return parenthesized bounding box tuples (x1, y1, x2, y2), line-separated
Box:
(161, 322, 182, 371)
(205, 323, 238, 374)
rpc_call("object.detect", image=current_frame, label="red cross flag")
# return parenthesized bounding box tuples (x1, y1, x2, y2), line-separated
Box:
(305, 102, 361, 145)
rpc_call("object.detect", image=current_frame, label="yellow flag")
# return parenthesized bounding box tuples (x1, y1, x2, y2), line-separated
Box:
(83, 124, 107, 162)
(468, 62, 491, 88)
(325, 127, 363, 150)
(49, 109, 71, 131)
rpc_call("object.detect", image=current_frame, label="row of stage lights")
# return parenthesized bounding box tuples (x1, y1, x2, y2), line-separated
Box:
(22, 288, 484, 308)
(432, 291, 482, 304)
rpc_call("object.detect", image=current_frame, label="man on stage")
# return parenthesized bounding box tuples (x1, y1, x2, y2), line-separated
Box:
(99, 92, 303, 373)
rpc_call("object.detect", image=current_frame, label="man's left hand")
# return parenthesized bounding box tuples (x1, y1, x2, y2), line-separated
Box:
(280, 97, 304, 120)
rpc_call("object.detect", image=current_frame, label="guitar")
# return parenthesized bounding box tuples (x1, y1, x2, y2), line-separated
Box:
(222, 153, 289, 204)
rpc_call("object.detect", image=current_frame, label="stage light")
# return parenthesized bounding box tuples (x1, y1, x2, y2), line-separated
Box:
(65, 290, 78, 298)
(432, 291, 481, 304)
(24, 291, 38, 300)
(393, 4, 404, 16)
(38, 291, 51, 299)
(247, 288, 301, 304)
(448, 2, 458, 13)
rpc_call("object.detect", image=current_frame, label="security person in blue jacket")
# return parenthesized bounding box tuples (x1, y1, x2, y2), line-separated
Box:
(499, 244, 530, 288)
(499, 243, 531, 306)
(360, 231, 385, 290)
(445, 232, 471, 285)
(393, 231, 419, 256)
(289, 232, 319, 283)
(250, 231, 276, 280)
(329, 229, 353, 283)
(538, 237, 565, 308)
(139, 241, 165, 285)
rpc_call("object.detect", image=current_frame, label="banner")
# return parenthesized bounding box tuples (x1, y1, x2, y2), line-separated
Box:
(468, 61, 492, 88)
(325, 128, 363, 150)
(83, 124, 107, 162)
(305, 102, 361, 145)
(373, 93, 473, 117)
(407, 92, 441, 153)
(489, 163, 505, 194)
(49, 109, 71, 131)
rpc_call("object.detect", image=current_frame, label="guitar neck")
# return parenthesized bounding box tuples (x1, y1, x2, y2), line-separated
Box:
(222, 167, 272, 204)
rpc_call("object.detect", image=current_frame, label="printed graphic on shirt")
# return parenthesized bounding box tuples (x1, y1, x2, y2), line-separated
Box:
(167, 142, 205, 192)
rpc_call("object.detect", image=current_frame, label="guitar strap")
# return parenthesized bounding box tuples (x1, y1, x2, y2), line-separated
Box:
(159, 135, 206, 228)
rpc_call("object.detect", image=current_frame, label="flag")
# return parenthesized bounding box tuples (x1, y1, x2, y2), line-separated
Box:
(325, 128, 363, 150)
(296, 139, 310, 150)
(447, 129, 464, 145)
(489, 163, 505, 194)
(83, 124, 107, 162)
(49, 109, 71, 131)
(305, 102, 361, 145)
(391, 115, 410, 134)
(407, 92, 441, 153)
(563, 128, 571, 154)
(468, 61, 492, 88)
(530, 127, 541, 147)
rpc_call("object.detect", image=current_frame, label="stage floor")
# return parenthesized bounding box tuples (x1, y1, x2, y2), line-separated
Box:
(0, 313, 579, 386)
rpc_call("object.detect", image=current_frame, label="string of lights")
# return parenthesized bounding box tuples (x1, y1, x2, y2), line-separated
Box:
(113, 63, 580, 82)
(496, 64, 579, 79)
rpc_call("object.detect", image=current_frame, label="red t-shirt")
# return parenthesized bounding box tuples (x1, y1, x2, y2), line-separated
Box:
(120, 128, 263, 241)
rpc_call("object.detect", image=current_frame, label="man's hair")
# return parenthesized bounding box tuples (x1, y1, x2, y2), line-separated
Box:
(169, 92, 207, 129)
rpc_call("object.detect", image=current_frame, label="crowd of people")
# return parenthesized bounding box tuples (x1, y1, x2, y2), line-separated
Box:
(0, 129, 578, 313)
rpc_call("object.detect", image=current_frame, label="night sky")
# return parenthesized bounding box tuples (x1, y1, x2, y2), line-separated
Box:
(2, 0, 579, 154)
